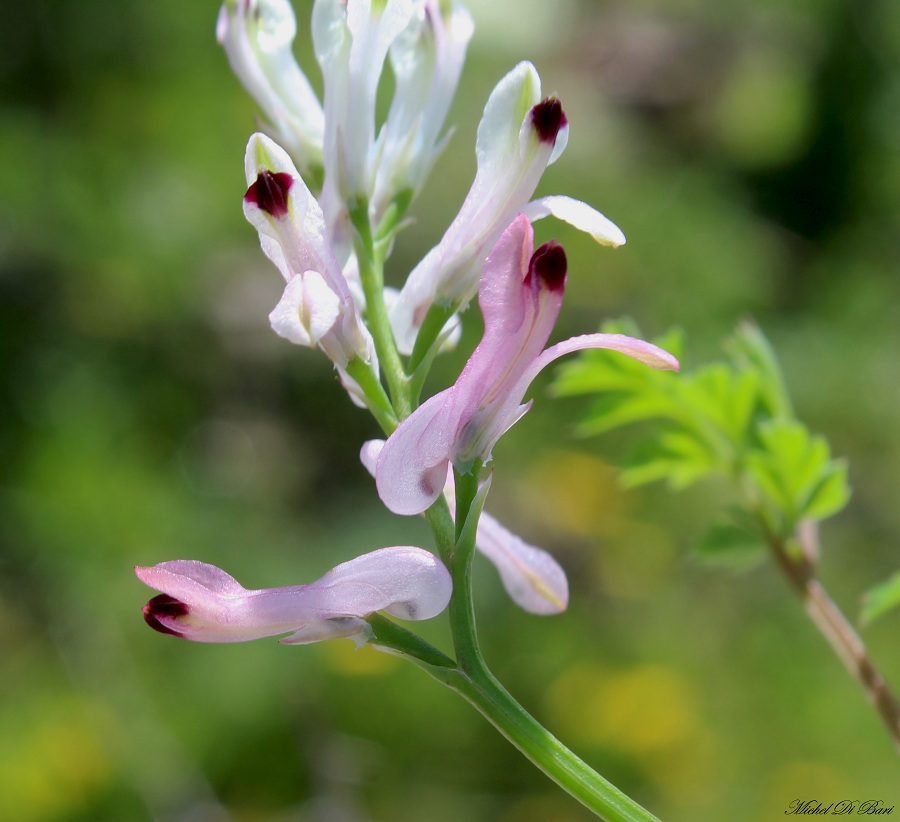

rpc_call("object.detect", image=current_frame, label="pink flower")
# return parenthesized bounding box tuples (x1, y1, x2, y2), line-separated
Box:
(376, 215, 679, 516)
(361, 440, 568, 614)
(136, 547, 452, 646)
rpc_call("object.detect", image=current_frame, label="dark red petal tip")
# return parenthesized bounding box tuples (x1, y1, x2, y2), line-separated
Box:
(530, 98, 567, 144)
(142, 594, 188, 638)
(244, 170, 293, 218)
(529, 241, 567, 291)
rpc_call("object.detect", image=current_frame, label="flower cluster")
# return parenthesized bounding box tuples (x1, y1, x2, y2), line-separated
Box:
(137, 0, 678, 645)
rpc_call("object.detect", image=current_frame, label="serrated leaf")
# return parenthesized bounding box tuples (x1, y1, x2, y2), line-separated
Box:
(619, 459, 687, 488)
(804, 461, 851, 521)
(745, 450, 788, 510)
(619, 434, 715, 490)
(552, 360, 643, 396)
(577, 391, 677, 435)
(755, 422, 827, 511)
(725, 368, 762, 444)
(659, 429, 718, 471)
(693, 522, 766, 571)
(621, 458, 711, 490)
(681, 364, 750, 442)
(727, 321, 793, 420)
(861, 571, 900, 625)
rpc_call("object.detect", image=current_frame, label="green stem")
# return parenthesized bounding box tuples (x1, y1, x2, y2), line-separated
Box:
(444, 666, 662, 822)
(350, 199, 411, 420)
(368, 628, 663, 822)
(408, 302, 457, 375)
(448, 465, 486, 674)
(345, 357, 397, 434)
(367, 613, 456, 671)
(420, 496, 661, 821)
(354, 204, 661, 820)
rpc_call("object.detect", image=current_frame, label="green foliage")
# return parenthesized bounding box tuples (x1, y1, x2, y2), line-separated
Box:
(861, 571, 900, 625)
(554, 320, 851, 548)
(692, 517, 767, 570)
(5, 0, 900, 816)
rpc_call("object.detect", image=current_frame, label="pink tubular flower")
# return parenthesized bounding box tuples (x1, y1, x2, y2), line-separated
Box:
(361, 440, 568, 614)
(376, 215, 679, 516)
(136, 547, 452, 646)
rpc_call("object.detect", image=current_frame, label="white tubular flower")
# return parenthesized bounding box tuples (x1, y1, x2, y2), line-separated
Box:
(390, 61, 627, 355)
(370, 0, 474, 224)
(243, 133, 379, 406)
(312, 0, 417, 251)
(217, 0, 325, 179)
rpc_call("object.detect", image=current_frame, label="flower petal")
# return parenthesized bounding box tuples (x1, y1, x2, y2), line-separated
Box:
(371, 0, 474, 219)
(475, 513, 569, 614)
(280, 617, 373, 647)
(269, 270, 343, 347)
(243, 134, 343, 288)
(437, 216, 562, 467)
(532, 332, 680, 376)
(363, 438, 568, 615)
(243, 133, 380, 402)
(523, 195, 626, 248)
(390, 61, 566, 354)
(375, 391, 455, 515)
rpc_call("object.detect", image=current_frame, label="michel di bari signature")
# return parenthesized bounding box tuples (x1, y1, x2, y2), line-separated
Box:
(786, 800, 894, 815)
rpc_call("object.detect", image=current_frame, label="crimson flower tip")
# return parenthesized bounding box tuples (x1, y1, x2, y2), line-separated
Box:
(244, 170, 293, 218)
(529, 241, 567, 291)
(531, 98, 567, 144)
(142, 594, 188, 638)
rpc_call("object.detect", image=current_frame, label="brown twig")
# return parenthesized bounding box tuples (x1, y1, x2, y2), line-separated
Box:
(765, 519, 900, 755)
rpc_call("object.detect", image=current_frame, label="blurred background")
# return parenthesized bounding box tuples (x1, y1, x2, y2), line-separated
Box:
(2, 0, 899, 819)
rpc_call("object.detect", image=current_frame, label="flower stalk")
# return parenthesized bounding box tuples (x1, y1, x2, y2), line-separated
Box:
(137, 2, 683, 818)
(369, 494, 662, 822)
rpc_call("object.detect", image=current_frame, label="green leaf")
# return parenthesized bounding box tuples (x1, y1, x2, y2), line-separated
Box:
(679, 363, 761, 448)
(577, 391, 677, 436)
(693, 522, 767, 571)
(747, 420, 847, 525)
(727, 321, 793, 420)
(804, 461, 851, 520)
(619, 432, 716, 490)
(861, 571, 900, 625)
(557, 319, 851, 535)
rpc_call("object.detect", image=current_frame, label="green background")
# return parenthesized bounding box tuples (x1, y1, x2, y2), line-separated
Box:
(2, 0, 899, 819)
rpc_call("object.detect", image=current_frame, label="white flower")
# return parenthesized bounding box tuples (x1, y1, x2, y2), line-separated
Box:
(217, 0, 325, 179)
(242, 133, 379, 406)
(390, 61, 626, 355)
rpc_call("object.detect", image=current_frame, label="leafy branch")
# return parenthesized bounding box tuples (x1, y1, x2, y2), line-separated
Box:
(554, 319, 900, 752)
